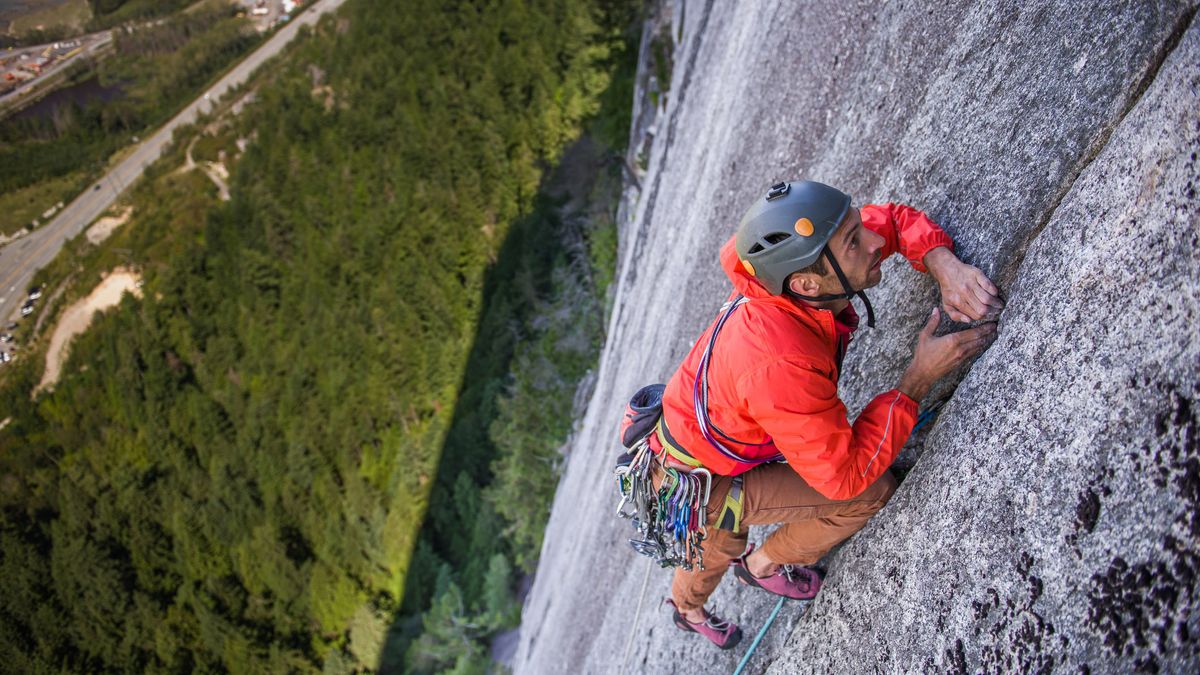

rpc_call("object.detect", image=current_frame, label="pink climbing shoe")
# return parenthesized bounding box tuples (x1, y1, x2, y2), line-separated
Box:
(729, 544, 823, 600)
(665, 599, 743, 650)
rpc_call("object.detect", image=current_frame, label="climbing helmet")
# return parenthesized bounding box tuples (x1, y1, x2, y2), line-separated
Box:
(734, 180, 852, 296)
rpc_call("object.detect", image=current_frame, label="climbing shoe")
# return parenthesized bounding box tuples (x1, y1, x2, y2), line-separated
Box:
(730, 544, 823, 600)
(665, 599, 743, 650)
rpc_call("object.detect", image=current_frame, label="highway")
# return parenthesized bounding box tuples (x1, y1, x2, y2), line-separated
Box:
(0, 0, 349, 325)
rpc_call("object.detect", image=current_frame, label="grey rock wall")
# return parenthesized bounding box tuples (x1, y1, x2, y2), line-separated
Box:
(514, 2, 1199, 673)
(774, 20, 1200, 674)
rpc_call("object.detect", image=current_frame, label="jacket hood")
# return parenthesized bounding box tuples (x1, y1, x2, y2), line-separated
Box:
(720, 235, 802, 311)
(720, 235, 774, 300)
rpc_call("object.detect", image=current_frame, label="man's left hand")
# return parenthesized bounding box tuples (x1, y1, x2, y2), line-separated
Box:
(924, 247, 1004, 323)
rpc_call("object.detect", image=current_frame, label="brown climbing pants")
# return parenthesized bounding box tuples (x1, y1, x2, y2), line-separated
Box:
(670, 463, 897, 612)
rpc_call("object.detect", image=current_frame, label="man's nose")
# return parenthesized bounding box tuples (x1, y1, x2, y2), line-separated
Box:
(868, 228, 885, 254)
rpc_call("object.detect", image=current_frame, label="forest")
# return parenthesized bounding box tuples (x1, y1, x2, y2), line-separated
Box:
(0, 0, 636, 672)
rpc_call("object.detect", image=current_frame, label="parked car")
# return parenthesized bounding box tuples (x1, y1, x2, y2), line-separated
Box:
(4, 322, 16, 331)
(0, 333, 12, 343)
(20, 301, 33, 316)
(0, 352, 10, 363)
(27, 286, 41, 300)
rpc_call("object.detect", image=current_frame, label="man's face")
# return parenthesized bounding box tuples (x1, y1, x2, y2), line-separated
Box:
(819, 207, 886, 292)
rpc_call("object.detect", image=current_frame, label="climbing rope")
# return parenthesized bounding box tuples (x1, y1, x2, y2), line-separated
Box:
(733, 596, 791, 675)
(619, 558, 654, 675)
(911, 397, 950, 435)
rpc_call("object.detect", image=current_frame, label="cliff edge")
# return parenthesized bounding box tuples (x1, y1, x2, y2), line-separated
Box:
(515, 1, 1200, 672)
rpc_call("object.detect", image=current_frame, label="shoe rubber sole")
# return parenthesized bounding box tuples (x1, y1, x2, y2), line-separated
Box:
(672, 612, 744, 650)
(731, 561, 822, 600)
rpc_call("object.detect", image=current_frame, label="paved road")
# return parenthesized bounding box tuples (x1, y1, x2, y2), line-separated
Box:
(0, 0, 348, 325)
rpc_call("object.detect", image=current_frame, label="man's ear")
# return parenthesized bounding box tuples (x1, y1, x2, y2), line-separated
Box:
(786, 273, 822, 297)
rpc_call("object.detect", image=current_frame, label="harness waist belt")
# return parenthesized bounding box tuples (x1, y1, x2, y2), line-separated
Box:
(655, 417, 704, 469)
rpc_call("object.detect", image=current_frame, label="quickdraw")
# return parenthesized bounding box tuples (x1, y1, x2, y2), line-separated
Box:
(615, 436, 712, 570)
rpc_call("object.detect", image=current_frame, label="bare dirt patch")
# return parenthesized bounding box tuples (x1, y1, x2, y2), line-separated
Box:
(85, 205, 133, 245)
(36, 268, 142, 393)
(180, 135, 231, 200)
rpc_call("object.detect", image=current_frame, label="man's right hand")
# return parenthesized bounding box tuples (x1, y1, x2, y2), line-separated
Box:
(898, 307, 997, 401)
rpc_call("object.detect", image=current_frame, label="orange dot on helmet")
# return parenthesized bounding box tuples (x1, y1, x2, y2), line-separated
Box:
(794, 217, 814, 237)
(741, 259, 756, 276)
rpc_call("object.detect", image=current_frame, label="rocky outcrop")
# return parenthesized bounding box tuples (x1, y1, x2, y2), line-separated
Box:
(514, 1, 1199, 673)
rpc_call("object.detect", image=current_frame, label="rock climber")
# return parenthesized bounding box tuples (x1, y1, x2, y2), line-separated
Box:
(657, 179, 1004, 648)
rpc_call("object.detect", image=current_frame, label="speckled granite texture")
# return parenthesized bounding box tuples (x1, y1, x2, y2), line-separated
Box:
(514, 2, 1199, 673)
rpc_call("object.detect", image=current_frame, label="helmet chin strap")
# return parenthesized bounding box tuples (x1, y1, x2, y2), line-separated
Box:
(786, 247, 877, 328)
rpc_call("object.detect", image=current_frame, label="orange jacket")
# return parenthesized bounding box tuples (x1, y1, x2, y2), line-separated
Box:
(661, 203, 954, 500)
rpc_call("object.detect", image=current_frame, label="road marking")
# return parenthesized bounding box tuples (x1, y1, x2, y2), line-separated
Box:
(0, 228, 61, 303)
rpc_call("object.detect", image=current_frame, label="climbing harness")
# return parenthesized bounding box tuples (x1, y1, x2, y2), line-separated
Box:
(614, 296, 789, 568)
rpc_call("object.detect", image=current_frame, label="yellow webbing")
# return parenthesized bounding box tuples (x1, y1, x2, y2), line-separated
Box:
(655, 419, 704, 468)
(717, 476, 744, 533)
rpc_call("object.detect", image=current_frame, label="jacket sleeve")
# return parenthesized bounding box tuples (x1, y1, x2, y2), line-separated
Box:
(861, 203, 954, 274)
(741, 357, 918, 500)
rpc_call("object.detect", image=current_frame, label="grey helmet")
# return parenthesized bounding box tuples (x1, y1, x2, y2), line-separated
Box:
(735, 180, 876, 327)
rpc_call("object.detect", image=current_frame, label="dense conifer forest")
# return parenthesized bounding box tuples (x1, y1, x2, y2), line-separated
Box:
(0, 0, 636, 671)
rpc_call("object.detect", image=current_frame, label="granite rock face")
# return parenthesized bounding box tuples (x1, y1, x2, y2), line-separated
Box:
(514, 2, 1199, 673)
(773, 21, 1200, 674)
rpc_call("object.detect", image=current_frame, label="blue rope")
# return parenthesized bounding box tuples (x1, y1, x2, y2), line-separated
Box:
(732, 596, 788, 675)
(911, 398, 949, 435)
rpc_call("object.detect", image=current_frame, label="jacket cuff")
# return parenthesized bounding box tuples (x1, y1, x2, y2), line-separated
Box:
(890, 389, 920, 419)
(910, 235, 955, 274)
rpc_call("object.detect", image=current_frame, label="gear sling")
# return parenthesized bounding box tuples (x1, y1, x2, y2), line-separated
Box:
(613, 296, 782, 570)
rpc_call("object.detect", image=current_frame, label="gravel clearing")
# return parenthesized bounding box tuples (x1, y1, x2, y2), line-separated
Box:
(36, 268, 141, 394)
(85, 206, 133, 245)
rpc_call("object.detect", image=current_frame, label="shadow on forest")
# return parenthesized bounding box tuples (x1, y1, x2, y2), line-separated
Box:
(376, 149, 586, 671)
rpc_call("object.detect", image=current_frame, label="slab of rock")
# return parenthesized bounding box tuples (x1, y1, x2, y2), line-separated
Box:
(773, 19, 1200, 674)
(513, 1, 1198, 673)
